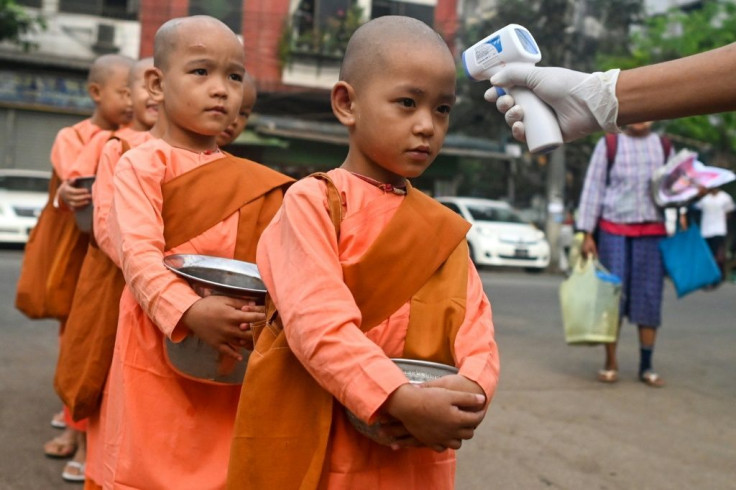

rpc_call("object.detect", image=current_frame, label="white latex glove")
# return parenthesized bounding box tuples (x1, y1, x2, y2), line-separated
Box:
(483, 64, 622, 143)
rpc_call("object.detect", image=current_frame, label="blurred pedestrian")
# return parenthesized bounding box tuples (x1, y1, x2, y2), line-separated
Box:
(693, 188, 735, 286)
(576, 122, 673, 388)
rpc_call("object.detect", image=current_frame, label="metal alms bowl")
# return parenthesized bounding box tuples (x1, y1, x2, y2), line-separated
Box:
(72, 176, 95, 233)
(345, 359, 458, 445)
(163, 254, 267, 302)
(162, 254, 267, 384)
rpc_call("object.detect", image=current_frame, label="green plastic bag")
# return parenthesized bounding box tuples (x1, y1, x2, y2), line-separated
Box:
(559, 258, 622, 345)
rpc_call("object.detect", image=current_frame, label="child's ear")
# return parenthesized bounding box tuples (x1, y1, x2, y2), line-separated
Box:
(145, 67, 165, 104)
(331, 81, 356, 127)
(87, 83, 102, 104)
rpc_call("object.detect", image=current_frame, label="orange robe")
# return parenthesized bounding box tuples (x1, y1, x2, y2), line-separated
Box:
(93, 128, 150, 266)
(72, 129, 154, 488)
(102, 139, 290, 490)
(15, 119, 104, 318)
(239, 169, 499, 488)
(51, 120, 106, 181)
(68, 128, 119, 180)
(16, 119, 104, 432)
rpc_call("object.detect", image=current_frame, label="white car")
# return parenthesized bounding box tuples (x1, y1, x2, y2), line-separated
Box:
(436, 196, 550, 271)
(0, 169, 51, 244)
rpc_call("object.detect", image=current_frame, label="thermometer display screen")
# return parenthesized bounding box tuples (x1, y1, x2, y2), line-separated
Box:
(514, 28, 539, 55)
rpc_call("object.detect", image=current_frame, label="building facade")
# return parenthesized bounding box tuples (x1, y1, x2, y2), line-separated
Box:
(1, 0, 508, 195)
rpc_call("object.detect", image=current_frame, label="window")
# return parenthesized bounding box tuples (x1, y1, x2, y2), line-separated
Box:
(59, 0, 137, 20)
(16, 0, 43, 8)
(283, 0, 359, 62)
(440, 202, 463, 216)
(466, 204, 525, 224)
(189, 0, 242, 34)
(0, 175, 50, 193)
(371, 0, 434, 26)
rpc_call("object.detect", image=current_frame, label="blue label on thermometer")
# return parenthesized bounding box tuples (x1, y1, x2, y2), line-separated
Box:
(487, 35, 503, 53)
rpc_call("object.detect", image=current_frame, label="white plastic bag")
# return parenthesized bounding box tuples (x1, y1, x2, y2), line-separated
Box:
(559, 258, 621, 345)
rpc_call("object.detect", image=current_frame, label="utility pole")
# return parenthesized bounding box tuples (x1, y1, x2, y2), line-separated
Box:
(545, 148, 566, 271)
(544, 0, 586, 272)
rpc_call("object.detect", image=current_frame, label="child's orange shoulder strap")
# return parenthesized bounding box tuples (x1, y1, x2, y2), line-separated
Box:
(161, 154, 293, 251)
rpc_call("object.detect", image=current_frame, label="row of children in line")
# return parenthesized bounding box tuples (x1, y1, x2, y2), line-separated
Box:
(18, 14, 500, 489)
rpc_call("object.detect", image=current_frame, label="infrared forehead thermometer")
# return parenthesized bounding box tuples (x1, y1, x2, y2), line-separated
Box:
(462, 24, 562, 154)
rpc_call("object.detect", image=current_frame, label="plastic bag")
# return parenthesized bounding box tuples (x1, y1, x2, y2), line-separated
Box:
(559, 258, 621, 345)
(659, 223, 721, 298)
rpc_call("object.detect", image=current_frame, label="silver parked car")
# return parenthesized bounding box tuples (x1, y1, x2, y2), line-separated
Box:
(436, 196, 550, 271)
(0, 169, 51, 244)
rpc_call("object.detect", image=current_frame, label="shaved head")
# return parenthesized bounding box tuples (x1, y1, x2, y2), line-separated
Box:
(339, 16, 451, 90)
(129, 57, 154, 85)
(88, 54, 135, 85)
(153, 15, 239, 71)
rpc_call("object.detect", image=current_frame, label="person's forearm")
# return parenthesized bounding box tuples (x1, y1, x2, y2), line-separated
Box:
(617, 43, 736, 126)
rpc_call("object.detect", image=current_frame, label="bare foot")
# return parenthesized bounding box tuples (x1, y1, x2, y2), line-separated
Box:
(44, 428, 77, 458)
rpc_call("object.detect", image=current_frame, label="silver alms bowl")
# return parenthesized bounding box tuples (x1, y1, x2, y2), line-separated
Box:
(162, 254, 267, 384)
(345, 358, 458, 444)
(163, 254, 266, 302)
(73, 176, 95, 233)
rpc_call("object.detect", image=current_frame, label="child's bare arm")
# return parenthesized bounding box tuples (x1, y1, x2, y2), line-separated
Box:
(179, 296, 265, 360)
(382, 383, 486, 452)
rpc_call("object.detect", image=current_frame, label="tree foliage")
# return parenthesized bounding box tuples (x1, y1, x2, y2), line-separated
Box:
(599, 1, 736, 168)
(0, 0, 45, 51)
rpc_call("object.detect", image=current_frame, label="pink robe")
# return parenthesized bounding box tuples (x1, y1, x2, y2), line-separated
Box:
(102, 139, 242, 490)
(255, 168, 499, 488)
(84, 128, 153, 487)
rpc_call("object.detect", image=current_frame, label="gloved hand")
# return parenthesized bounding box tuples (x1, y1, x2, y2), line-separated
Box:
(483, 64, 622, 143)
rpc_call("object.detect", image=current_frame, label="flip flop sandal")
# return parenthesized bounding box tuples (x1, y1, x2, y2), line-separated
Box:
(597, 369, 618, 383)
(640, 370, 665, 388)
(43, 436, 77, 459)
(62, 461, 86, 483)
(51, 410, 66, 429)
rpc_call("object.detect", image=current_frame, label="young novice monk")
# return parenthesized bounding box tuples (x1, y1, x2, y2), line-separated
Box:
(102, 16, 292, 489)
(228, 16, 499, 489)
(15, 54, 133, 477)
(53, 57, 160, 488)
(216, 72, 257, 148)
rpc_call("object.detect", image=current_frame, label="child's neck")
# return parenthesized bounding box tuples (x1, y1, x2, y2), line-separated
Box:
(163, 129, 218, 154)
(340, 157, 406, 188)
(130, 120, 152, 132)
(89, 112, 118, 131)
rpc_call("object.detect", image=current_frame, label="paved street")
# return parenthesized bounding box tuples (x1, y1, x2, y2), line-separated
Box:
(0, 247, 734, 489)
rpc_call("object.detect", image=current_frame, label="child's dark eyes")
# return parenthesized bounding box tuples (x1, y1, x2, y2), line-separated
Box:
(191, 68, 207, 76)
(230, 73, 244, 82)
(398, 98, 416, 108)
(437, 104, 452, 115)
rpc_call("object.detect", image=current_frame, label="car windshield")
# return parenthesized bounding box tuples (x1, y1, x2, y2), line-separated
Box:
(466, 204, 525, 223)
(0, 175, 50, 193)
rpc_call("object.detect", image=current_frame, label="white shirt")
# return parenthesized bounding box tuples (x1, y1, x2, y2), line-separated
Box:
(694, 191, 735, 237)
